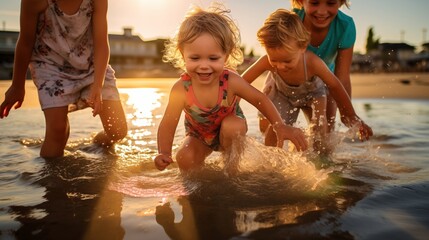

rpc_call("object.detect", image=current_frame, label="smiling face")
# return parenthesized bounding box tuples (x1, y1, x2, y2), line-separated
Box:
(182, 33, 227, 85)
(301, 0, 341, 29)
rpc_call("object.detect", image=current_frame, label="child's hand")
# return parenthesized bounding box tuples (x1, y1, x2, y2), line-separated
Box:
(354, 119, 373, 141)
(341, 116, 373, 141)
(358, 121, 373, 141)
(273, 123, 308, 151)
(87, 88, 103, 117)
(154, 153, 173, 171)
(0, 85, 25, 118)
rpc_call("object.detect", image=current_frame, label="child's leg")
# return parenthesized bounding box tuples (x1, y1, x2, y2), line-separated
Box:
(219, 115, 247, 151)
(94, 100, 128, 146)
(309, 97, 328, 152)
(326, 94, 337, 132)
(263, 108, 299, 147)
(259, 76, 275, 134)
(263, 94, 299, 147)
(219, 115, 247, 174)
(41, 107, 70, 158)
(175, 136, 212, 171)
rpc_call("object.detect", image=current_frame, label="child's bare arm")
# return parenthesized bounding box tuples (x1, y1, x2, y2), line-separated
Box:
(155, 81, 185, 170)
(90, 0, 110, 116)
(0, 0, 46, 118)
(311, 54, 373, 140)
(241, 55, 271, 84)
(229, 72, 308, 151)
(334, 47, 354, 96)
(310, 53, 356, 117)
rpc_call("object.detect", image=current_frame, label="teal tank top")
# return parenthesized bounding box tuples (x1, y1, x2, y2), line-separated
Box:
(293, 8, 356, 72)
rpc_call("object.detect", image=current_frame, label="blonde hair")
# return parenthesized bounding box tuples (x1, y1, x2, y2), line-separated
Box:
(257, 9, 310, 51)
(290, 0, 350, 9)
(163, 3, 243, 70)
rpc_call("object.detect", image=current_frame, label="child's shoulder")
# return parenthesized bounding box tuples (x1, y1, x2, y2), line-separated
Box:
(254, 55, 273, 70)
(224, 68, 240, 80)
(305, 50, 320, 60)
(169, 79, 187, 99)
(292, 8, 304, 20)
(222, 69, 247, 90)
(333, 10, 356, 42)
(335, 10, 355, 25)
(23, 0, 48, 13)
(172, 76, 186, 89)
(305, 50, 327, 68)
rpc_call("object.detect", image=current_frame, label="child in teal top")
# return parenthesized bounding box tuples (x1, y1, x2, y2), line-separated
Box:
(293, 8, 356, 72)
(290, 0, 356, 132)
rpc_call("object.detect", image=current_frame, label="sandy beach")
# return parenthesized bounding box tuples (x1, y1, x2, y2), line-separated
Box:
(1, 72, 428, 110)
(347, 73, 429, 99)
(103, 72, 429, 100)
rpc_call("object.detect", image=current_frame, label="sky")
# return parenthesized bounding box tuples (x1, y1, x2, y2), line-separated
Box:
(1, 0, 428, 55)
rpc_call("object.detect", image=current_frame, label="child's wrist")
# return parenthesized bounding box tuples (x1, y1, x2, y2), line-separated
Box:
(272, 121, 286, 131)
(158, 152, 172, 157)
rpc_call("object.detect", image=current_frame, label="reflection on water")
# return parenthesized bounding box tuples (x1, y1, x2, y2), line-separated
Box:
(7, 152, 125, 240)
(1, 77, 429, 239)
(122, 88, 162, 128)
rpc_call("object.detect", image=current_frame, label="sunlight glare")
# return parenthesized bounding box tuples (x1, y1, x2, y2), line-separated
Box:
(120, 88, 162, 128)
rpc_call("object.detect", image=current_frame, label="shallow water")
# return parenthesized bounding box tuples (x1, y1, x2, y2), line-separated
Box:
(1, 74, 429, 240)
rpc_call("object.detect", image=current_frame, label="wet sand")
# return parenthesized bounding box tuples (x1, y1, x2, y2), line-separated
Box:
(347, 73, 429, 99)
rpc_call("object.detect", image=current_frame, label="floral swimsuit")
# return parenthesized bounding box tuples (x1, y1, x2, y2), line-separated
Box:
(182, 70, 244, 150)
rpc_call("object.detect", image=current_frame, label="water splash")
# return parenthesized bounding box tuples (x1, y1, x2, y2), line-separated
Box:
(108, 135, 332, 203)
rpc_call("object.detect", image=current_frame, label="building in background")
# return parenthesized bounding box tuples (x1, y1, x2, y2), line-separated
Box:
(108, 27, 177, 77)
(352, 42, 429, 73)
(0, 30, 18, 79)
(0, 28, 178, 80)
(1, 29, 428, 80)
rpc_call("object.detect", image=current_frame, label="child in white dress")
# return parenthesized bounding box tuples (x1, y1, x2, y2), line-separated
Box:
(0, 0, 128, 158)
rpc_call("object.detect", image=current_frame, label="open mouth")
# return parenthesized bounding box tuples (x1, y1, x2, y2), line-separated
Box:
(198, 73, 212, 79)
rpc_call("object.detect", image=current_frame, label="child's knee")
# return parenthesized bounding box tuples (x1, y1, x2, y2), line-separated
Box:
(104, 120, 128, 141)
(46, 120, 69, 139)
(101, 101, 128, 140)
(175, 148, 201, 171)
(109, 124, 128, 141)
(221, 116, 247, 138)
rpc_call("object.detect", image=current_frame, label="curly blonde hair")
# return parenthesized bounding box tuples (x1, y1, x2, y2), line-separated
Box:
(290, 0, 350, 9)
(163, 3, 243, 70)
(257, 9, 310, 51)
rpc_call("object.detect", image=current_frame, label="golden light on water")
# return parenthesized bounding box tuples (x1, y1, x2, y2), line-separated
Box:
(120, 88, 163, 128)
(117, 88, 165, 157)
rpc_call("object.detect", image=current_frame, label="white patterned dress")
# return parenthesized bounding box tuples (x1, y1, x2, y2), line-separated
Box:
(29, 0, 120, 111)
